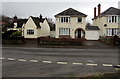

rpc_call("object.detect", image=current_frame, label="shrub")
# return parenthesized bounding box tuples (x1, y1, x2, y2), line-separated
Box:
(10, 31, 22, 38)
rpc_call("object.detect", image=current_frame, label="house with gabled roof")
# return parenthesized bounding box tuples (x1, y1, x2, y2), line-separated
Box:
(7, 15, 28, 31)
(22, 15, 50, 38)
(54, 8, 87, 39)
(92, 4, 120, 37)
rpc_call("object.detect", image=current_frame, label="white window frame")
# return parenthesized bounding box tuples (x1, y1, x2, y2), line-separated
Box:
(59, 28, 70, 35)
(106, 28, 118, 36)
(107, 15, 118, 23)
(78, 17, 82, 23)
(59, 16, 70, 23)
(27, 29, 34, 35)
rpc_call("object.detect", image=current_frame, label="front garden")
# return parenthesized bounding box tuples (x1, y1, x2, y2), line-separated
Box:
(99, 36, 120, 46)
(2, 30, 24, 44)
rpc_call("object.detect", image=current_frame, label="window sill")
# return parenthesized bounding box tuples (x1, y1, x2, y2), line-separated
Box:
(107, 22, 118, 24)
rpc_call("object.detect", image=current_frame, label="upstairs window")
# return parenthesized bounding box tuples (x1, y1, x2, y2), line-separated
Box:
(59, 17, 70, 23)
(27, 29, 34, 35)
(78, 17, 82, 22)
(107, 16, 118, 23)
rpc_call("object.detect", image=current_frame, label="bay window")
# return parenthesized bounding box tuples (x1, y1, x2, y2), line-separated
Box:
(59, 28, 70, 35)
(106, 28, 118, 36)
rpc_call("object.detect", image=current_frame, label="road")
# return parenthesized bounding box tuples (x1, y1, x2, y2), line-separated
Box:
(1, 47, 119, 77)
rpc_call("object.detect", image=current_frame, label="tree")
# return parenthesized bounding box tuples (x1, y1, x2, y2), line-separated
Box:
(86, 22, 92, 26)
(47, 18, 55, 31)
(1, 15, 13, 32)
(10, 31, 22, 38)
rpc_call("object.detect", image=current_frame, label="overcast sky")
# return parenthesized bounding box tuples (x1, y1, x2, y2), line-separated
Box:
(1, 0, 120, 23)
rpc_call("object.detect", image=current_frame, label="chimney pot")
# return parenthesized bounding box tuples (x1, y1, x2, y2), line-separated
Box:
(39, 14, 42, 22)
(94, 7, 96, 18)
(98, 4, 101, 16)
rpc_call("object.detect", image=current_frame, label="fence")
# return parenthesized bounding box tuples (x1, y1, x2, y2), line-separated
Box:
(37, 37, 84, 46)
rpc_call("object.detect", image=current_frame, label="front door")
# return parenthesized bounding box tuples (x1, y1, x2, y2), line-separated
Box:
(78, 29, 81, 38)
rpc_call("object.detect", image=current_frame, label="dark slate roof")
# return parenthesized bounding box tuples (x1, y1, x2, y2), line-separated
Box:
(85, 26, 100, 30)
(8, 19, 27, 28)
(93, 7, 120, 19)
(31, 16, 41, 28)
(17, 19, 28, 28)
(55, 8, 87, 17)
(100, 7, 120, 16)
(31, 16, 46, 28)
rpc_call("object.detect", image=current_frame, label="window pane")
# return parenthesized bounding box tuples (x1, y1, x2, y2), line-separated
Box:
(27, 29, 34, 35)
(115, 16, 117, 23)
(78, 17, 82, 22)
(112, 16, 114, 22)
(66, 17, 68, 22)
(61, 17, 63, 22)
(108, 16, 111, 22)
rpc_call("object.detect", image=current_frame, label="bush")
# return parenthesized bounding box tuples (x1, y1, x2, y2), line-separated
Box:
(99, 36, 114, 45)
(10, 31, 22, 38)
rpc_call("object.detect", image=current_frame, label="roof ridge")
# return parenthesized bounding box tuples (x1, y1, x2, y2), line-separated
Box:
(93, 7, 120, 20)
(55, 7, 87, 17)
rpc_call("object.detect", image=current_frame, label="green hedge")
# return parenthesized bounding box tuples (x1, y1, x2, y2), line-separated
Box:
(99, 36, 114, 45)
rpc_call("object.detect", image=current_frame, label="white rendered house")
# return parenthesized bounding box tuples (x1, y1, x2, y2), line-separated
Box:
(55, 8, 87, 39)
(22, 16, 50, 38)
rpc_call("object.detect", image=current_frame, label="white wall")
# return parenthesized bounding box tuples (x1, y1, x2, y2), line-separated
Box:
(50, 31, 55, 38)
(93, 16, 119, 36)
(40, 19, 50, 37)
(23, 17, 38, 38)
(85, 30, 99, 40)
(118, 1, 120, 38)
(55, 16, 86, 38)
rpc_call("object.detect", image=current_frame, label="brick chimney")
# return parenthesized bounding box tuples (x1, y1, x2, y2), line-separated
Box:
(98, 4, 101, 16)
(39, 14, 42, 22)
(94, 7, 96, 18)
(13, 15, 18, 22)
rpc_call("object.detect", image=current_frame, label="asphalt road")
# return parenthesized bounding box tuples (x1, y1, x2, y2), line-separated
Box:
(1, 47, 119, 77)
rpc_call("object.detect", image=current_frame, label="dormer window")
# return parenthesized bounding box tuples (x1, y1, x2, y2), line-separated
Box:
(107, 15, 118, 23)
(59, 16, 70, 23)
(78, 17, 82, 23)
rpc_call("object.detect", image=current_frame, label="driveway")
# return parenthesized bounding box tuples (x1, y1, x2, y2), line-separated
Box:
(83, 40, 117, 49)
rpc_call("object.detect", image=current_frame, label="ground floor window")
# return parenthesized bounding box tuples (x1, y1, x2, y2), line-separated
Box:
(59, 28, 70, 35)
(106, 28, 118, 36)
(27, 29, 34, 35)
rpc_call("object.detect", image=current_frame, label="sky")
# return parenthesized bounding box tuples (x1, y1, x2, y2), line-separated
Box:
(1, 0, 120, 23)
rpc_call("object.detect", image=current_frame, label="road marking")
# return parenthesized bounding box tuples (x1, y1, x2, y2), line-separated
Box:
(86, 63, 97, 66)
(29, 60, 38, 62)
(42, 61, 52, 63)
(0, 57, 5, 60)
(72, 62, 83, 65)
(7, 58, 15, 61)
(18, 59, 27, 62)
(57, 62, 68, 64)
(103, 64, 113, 67)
